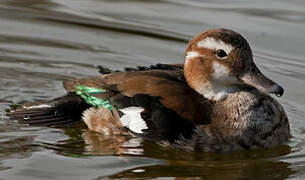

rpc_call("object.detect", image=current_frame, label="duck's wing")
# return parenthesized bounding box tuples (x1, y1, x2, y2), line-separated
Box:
(97, 63, 184, 75)
(63, 69, 211, 124)
(8, 68, 210, 128)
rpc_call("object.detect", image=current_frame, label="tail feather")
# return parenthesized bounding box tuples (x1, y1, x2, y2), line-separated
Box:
(8, 92, 90, 127)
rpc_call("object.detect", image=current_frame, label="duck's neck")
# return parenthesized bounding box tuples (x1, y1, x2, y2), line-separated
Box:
(184, 69, 238, 101)
(184, 59, 241, 101)
(192, 80, 238, 101)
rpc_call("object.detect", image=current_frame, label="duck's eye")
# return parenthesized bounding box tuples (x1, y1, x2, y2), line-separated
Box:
(216, 49, 227, 58)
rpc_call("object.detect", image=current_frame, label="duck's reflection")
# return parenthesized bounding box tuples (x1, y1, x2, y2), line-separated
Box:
(82, 130, 143, 156)
(79, 128, 295, 180)
(105, 160, 294, 180)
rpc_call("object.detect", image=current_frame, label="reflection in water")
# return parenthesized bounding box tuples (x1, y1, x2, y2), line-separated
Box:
(54, 126, 294, 179)
(107, 161, 294, 180)
(0, 135, 37, 159)
(33, 123, 144, 157)
(78, 131, 294, 179)
(82, 130, 143, 156)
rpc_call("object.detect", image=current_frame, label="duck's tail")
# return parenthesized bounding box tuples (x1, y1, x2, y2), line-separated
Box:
(7, 92, 90, 127)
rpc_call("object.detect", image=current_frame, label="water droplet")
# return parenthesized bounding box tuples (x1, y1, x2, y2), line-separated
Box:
(23, 115, 30, 120)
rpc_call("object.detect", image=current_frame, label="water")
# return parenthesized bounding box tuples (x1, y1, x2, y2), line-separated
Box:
(0, 0, 305, 179)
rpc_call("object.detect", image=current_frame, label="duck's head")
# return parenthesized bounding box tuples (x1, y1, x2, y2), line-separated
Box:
(184, 28, 283, 101)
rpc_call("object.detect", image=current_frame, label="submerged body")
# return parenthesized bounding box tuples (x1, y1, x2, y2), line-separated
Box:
(9, 29, 290, 152)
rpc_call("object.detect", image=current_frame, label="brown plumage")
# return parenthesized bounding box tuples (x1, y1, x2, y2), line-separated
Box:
(63, 69, 212, 125)
(8, 28, 290, 152)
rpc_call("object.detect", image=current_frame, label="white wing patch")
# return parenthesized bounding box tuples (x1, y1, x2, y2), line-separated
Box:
(119, 107, 148, 134)
(197, 37, 233, 55)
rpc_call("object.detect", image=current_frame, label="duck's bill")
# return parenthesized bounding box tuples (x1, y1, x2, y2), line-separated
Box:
(238, 65, 284, 97)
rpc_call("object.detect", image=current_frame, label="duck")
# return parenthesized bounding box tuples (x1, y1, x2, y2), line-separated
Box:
(8, 28, 290, 152)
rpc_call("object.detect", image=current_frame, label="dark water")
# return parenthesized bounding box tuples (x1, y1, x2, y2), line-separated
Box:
(0, 0, 305, 179)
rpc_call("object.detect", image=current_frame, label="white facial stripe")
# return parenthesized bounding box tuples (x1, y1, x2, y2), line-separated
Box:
(197, 37, 233, 55)
(119, 107, 147, 134)
(185, 51, 200, 61)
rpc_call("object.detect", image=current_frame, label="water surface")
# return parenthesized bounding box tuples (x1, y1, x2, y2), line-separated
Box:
(1, 0, 305, 179)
